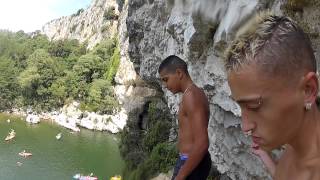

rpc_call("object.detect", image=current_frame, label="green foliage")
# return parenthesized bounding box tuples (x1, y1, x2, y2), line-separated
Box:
(149, 143, 178, 173)
(48, 39, 82, 58)
(49, 78, 68, 105)
(120, 108, 146, 170)
(18, 49, 64, 111)
(73, 54, 104, 83)
(75, 8, 84, 16)
(0, 57, 20, 109)
(104, 44, 120, 83)
(93, 38, 117, 60)
(92, 37, 120, 84)
(120, 100, 176, 180)
(124, 142, 178, 180)
(18, 66, 40, 89)
(134, 143, 178, 180)
(0, 30, 50, 70)
(101, 25, 109, 33)
(143, 120, 171, 153)
(103, 7, 118, 20)
(0, 30, 120, 115)
(29, 33, 51, 50)
(84, 79, 120, 114)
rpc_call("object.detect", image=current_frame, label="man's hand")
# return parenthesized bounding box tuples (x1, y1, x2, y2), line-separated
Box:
(175, 173, 185, 180)
(251, 142, 276, 177)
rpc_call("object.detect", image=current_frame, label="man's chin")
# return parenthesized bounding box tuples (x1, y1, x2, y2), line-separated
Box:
(170, 89, 179, 94)
(260, 144, 278, 152)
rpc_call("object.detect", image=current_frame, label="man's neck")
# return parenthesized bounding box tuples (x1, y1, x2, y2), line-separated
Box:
(181, 78, 194, 94)
(288, 108, 320, 161)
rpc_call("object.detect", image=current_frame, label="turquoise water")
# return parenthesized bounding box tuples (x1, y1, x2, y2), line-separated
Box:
(0, 113, 124, 180)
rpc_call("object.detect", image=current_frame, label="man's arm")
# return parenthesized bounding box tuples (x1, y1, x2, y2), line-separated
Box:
(175, 92, 209, 180)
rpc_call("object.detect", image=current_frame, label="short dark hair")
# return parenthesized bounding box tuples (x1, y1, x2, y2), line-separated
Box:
(158, 55, 188, 74)
(225, 12, 316, 81)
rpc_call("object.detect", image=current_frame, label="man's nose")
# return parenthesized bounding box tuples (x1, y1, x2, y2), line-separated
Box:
(162, 84, 167, 89)
(162, 83, 168, 88)
(241, 110, 255, 133)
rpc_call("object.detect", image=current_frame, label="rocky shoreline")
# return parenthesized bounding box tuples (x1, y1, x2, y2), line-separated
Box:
(9, 101, 127, 134)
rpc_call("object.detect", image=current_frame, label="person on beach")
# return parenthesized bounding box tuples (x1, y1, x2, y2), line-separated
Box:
(158, 55, 211, 180)
(225, 12, 320, 179)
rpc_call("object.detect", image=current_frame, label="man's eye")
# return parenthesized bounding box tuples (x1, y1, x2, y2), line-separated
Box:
(246, 104, 261, 111)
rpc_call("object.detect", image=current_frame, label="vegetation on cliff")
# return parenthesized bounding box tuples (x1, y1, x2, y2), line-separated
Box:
(119, 99, 178, 180)
(0, 30, 120, 114)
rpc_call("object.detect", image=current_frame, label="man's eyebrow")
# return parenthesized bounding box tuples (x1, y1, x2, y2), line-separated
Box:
(160, 76, 168, 79)
(231, 95, 262, 104)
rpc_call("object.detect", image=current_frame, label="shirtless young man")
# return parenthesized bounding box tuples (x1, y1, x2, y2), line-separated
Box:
(158, 55, 211, 180)
(225, 13, 320, 180)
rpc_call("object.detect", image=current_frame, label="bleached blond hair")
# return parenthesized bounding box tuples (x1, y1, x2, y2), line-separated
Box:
(225, 12, 316, 79)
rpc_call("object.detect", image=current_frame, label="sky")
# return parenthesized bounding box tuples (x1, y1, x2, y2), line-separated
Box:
(0, 0, 92, 33)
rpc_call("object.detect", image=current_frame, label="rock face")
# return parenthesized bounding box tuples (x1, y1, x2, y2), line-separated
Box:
(42, 0, 119, 49)
(126, 0, 320, 179)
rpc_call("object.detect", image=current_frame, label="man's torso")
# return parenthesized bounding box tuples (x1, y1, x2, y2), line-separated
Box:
(177, 85, 209, 154)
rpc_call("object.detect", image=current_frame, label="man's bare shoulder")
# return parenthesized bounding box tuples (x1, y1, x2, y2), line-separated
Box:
(275, 146, 320, 180)
(183, 85, 208, 104)
(274, 146, 293, 179)
(182, 85, 209, 116)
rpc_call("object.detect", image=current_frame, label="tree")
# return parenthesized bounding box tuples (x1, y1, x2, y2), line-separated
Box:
(18, 49, 63, 110)
(85, 79, 119, 114)
(48, 39, 77, 58)
(73, 54, 104, 83)
(0, 57, 19, 110)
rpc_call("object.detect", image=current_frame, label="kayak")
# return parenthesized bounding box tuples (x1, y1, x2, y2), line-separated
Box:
(5, 129, 16, 141)
(110, 175, 121, 180)
(56, 133, 62, 140)
(73, 173, 98, 180)
(18, 150, 32, 158)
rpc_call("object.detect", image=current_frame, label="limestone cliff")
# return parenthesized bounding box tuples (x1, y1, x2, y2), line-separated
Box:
(42, 0, 119, 49)
(126, 0, 320, 179)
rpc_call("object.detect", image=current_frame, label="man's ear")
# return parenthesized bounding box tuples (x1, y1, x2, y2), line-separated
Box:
(176, 68, 184, 80)
(302, 72, 319, 104)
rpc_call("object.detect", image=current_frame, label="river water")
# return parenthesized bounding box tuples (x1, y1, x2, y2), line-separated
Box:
(0, 113, 124, 180)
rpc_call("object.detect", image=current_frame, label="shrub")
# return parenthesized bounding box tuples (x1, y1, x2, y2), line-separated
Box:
(104, 44, 120, 84)
(101, 25, 109, 33)
(70, 24, 77, 33)
(74, 8, 84, 16)
(143, 120, 171, 153)
(120, 99, 176, 180)
(103, 7, 118, 20)
(83, 79, 120, 114)
(133, 143, 178, 180)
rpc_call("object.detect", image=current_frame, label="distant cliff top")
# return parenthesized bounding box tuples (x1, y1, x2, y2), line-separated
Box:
(42, 0, 119, 49)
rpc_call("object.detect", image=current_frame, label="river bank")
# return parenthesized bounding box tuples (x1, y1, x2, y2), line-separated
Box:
(7, 101, 127, 134)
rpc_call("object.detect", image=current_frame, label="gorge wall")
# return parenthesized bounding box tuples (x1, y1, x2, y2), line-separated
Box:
(42, 0, 119, 49)
(126, 0, 320, 179)
(42, 0, 320, 179)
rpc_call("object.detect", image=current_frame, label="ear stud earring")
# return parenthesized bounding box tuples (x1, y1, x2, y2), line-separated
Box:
(305, 102, 312, 111)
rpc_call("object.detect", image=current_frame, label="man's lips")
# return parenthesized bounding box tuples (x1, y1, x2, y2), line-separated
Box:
(252, 136, 261, 144)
